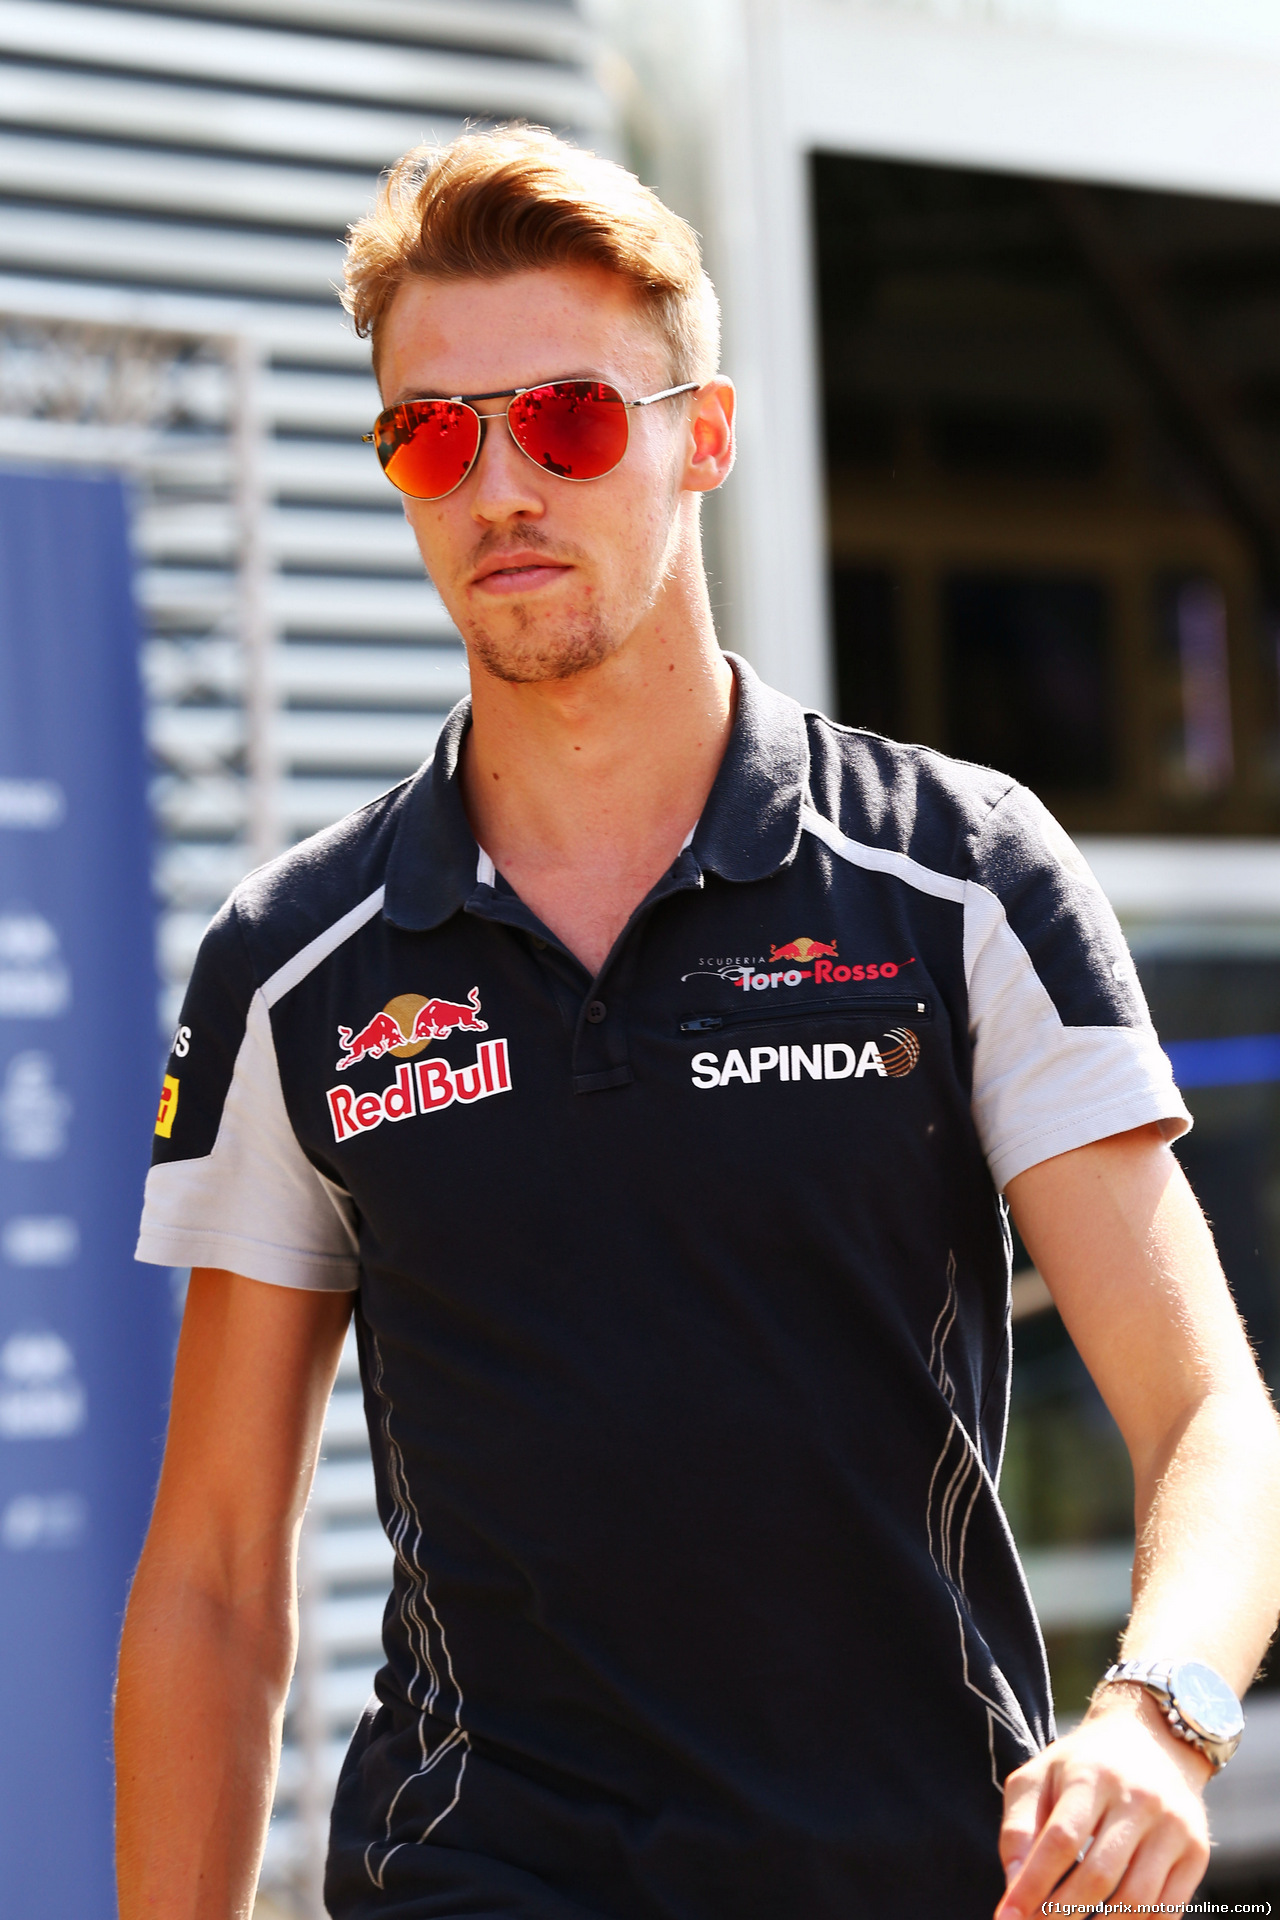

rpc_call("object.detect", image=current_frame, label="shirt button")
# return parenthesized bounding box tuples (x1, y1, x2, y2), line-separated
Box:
(586, 1000, 607, 1023)
(531, 936, 547, 950)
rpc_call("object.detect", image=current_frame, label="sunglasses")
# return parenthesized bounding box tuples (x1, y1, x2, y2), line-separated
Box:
(364, 378, 701, 500)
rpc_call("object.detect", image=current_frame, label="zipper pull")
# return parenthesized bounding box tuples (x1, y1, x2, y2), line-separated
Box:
(681, 1016, 724, 1033)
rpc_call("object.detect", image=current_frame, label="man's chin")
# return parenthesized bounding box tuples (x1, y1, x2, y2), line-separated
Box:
(463, 618, 620, 687)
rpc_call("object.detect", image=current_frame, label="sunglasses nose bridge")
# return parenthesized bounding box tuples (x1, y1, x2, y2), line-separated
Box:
(474, 402, 541, 474)
(464, 398, 553, 504)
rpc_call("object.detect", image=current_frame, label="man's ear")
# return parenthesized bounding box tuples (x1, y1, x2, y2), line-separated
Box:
(684, 378, 736, 493)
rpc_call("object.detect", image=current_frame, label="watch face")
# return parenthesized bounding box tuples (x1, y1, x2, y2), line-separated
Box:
(1169, 1662, 1244, 1743)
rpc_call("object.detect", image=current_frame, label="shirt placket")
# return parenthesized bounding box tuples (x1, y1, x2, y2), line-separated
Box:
(464, 849, 704, 1094)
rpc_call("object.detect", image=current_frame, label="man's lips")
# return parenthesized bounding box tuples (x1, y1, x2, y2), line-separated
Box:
(471, 553, 572, 595)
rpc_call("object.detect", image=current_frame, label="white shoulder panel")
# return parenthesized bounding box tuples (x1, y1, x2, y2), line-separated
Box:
(136, 989, 359, 1290)
(800, 804, 966, 904)
(263, 884, 385, 1008)
(963, 880, 1189, 1191)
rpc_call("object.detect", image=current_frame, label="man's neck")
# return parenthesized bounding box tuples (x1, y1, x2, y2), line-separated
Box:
(459, 585, 734, 977)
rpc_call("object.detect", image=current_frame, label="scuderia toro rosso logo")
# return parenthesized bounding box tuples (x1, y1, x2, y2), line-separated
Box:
(690, 1025, 921, 1089)
(682, 938, 916, 994)
(326, 988, 510, 1142)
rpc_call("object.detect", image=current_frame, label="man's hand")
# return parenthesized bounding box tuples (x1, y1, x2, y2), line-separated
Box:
(996, 1686, 1210, 1919)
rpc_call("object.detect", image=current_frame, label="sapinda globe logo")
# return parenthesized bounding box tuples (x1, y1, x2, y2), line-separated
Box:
(879, 1027, 921, 1078)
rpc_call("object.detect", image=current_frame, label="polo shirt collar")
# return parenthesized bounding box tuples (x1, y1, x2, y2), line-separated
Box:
(381, 651, 809, 932)
(692, 654, 809, 883)
(383, 700, 478, 931)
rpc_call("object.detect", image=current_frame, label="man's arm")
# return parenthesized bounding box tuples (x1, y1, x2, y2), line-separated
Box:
(115, 1267, 352, 1919)
(994, 1123, 1280, 1919)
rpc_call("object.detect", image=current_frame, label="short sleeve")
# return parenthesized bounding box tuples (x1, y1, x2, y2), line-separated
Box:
(135, 901, 359, 1291)
(964, 785, 1190, 1191)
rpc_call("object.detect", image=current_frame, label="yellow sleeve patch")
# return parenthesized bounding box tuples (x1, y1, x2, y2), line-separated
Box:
(155, 1074, 180, 1138)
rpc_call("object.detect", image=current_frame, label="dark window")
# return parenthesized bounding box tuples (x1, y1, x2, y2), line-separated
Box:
(943, 572, 1113, 790)
(823, 396, 898, 472)
(831, 565, 902, 737)
(813, 148, 1280, 831)
(928, 403, 1110, 480)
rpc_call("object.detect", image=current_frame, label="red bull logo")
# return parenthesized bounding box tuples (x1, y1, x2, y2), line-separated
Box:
(327, 1038, 511, 1143)
(336, 987, 487, 1071)
(334, 1010, 404, 1070)
(769, 936, 839, 962)
(409, 988, 487, 1042)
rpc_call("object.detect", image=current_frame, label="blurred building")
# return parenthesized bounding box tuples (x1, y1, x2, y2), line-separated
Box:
(612, 0, 1280, 1892)
(0, 3, 613, 1914)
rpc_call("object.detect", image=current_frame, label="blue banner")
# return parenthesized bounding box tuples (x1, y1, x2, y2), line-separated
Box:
(1165, 1032, 1280, 1090)
(0, 467, 169, 1918)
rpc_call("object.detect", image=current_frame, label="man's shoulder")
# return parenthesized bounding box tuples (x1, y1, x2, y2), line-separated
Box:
(800, 709, 1120, 977)
(803, 709, 1024, 884)
(207, 778, 413, 990)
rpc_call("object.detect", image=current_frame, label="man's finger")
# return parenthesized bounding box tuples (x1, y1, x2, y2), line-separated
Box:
(995, 1778, 1107, 1919)
(1045, 1797, 1165, 1909)
(1111, 1823, 1208, 1906)
(997, 1756, 1052, 1888)
(1157, 1834, 1213, 1908)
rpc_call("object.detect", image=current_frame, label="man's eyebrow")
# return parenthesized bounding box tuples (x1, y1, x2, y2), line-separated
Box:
(382, 386, 454, 407)
(382, 371, 609, 409)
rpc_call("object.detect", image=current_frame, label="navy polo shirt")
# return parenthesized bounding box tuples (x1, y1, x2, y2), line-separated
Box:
(138, 656, 1188, 1919)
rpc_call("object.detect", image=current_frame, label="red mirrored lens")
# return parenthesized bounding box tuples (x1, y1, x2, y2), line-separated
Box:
(375, 400, 481, 499)
(508, 382, 628, 480)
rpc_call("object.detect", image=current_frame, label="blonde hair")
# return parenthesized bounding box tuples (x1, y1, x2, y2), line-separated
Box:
(343, 124, 720, 383)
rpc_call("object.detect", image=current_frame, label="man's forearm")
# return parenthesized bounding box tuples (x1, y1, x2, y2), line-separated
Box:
(115, 1551, 297, 1919)
(1114, 1380, 1280, 1693)
(1070, 1376, 1280, 1780)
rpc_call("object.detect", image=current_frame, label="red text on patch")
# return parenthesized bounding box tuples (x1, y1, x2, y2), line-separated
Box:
(327, 1038, 511, 1142)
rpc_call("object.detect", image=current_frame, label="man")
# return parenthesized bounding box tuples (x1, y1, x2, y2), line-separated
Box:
(117, 127, 1280, 1919)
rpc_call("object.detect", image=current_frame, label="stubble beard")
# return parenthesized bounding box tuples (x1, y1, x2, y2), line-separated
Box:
(461, 597, 620, 686)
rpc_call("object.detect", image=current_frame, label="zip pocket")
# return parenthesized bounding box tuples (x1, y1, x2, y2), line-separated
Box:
(680, 993, 930, 1035)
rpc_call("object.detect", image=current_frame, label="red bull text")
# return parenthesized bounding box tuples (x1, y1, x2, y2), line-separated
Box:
(327, 1038, 511, 1142)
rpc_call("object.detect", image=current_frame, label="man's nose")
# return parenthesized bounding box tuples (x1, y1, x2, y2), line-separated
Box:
(469, 411, 546, 522)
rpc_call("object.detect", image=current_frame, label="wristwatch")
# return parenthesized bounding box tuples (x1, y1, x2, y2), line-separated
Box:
(1099, 1658, 1244, 1769)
